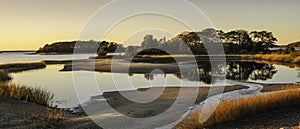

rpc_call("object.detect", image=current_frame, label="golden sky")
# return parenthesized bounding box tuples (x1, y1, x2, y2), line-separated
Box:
(0, 0, 299, 50)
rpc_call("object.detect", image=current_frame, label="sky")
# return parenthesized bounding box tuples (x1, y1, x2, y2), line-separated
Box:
(0, 0, 299, 50)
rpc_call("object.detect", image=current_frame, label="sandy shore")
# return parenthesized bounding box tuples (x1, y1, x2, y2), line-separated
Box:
(2, 82, 300, 128)
(0, 96, 101, 129)
(0, 86, 245, 129)
(67, 86, 246, 129)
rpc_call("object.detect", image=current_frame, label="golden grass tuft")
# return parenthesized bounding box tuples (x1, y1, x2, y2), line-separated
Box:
(0, 83, 54, 106)
(293, 56, 300, 64)
(177, 88, 300, 128)
(45, 106, 65, 124)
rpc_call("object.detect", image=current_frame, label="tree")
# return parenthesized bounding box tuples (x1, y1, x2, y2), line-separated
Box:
(250, 31, 277, 50)
(141, 35, 159, 49)
(177, 31, 201, 46)
(224, 30, 251, 45)
(176, 31, 206, 54)
(221, 30, 254, 53)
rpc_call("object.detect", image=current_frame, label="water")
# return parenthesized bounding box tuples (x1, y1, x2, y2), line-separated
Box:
(2, 52, 300, 108)
(10, 65, 213, 107)
(0, 52, 96, 64)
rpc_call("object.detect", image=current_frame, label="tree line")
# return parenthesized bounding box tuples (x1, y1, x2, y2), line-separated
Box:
(36, 40, 123, 55)
(129, 28, 278, 56)
(36, 28, 278, 56)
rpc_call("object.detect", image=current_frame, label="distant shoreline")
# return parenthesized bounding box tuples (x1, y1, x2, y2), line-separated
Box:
(0, 50, 35, 53)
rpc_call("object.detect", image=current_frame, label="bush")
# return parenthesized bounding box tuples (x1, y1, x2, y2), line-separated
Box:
(97, 48, 108, 57)
(0, 70, 11, 81)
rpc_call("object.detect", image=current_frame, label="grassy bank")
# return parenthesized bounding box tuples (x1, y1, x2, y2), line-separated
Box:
(0, 61, 47, 72)
(0, 83, 53, 106)
(260, 84, 300, 92)
(177, 87, 300, 128)
(0, 70, 11, 81)
(242, 54, 300, 64)
(42, 60, 72, 65)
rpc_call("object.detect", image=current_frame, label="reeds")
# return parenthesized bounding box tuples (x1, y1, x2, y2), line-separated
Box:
(0, 83, 53, 106)
(177, 88, 300, 128)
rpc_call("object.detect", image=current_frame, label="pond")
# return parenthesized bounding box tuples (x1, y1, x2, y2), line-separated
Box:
(9, 61, 300, 108)
(2, 52, 300, 108)
(0, 52, 96, 64)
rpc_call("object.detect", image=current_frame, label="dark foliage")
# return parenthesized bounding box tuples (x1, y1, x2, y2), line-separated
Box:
(36, 40, 123, 55)
(126, 28, 278, 56)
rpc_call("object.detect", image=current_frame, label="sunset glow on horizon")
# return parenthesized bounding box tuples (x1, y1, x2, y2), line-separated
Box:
(0, 0, 299, 50)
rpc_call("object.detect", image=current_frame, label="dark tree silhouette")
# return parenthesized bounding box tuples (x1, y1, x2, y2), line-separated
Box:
(172, 61, 277, 84)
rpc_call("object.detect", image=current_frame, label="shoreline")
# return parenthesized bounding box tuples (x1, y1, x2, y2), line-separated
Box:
(1, 82, 300, 128)
(1, 54, 300, 128)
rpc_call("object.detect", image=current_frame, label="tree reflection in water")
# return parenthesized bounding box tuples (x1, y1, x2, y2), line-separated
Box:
(138, 61, 277, 84)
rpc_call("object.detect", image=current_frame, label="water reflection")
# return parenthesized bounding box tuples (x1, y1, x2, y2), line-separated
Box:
(226, 61, 277, 81)
(139, 61, 278, 84)
(10, 61, 282, 108)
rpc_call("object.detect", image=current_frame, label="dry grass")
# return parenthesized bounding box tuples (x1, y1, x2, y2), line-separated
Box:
(0, 83, 54, 106)
(243, 54, 300, 64)
(21, 106, 65, 128)
(252, 54, 291, 62)
(177, 88, 300, 129)
(0, 70, 11, 81)
(45, 106, 65, 126)
(261, 84, 300, 92)
(0, 61, 46, 72)
(293, 56, 300, 64)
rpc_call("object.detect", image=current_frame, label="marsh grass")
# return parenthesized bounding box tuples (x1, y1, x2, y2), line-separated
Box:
(253, 54, 291, 62)
(0, 70, 11, 81)
(45, 106, 65, 127)
(177, 88, 300, 129)
(293, 56, 300, 64)
(0, 62, 46, 72)
(261, 84, 300, 92)
(0, 83, 54, 106)
(22, 106, 65, 128)
(243, 54, 300, 64)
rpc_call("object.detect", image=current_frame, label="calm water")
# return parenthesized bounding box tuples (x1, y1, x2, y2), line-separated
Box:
(0, 52, 96, 64)
(2, 52, 300, 108)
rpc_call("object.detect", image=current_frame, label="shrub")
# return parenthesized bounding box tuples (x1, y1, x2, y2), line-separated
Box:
(0, 70, 11, 81)
(97, 48, 108, 57)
